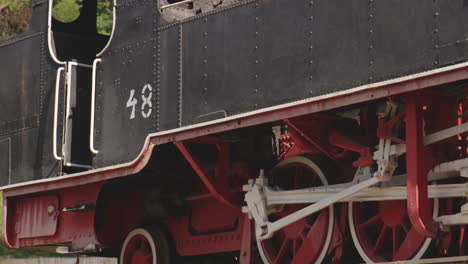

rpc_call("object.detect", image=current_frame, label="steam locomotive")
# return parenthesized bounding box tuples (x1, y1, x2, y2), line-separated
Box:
(2, 0, 468, 263)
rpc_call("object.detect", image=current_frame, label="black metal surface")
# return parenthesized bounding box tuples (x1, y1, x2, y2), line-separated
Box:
(0, 1, 61, 185)
(93, 0, 468, 168)
(2, 0, 468, 185)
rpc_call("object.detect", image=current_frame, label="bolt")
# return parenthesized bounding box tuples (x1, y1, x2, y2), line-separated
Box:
(47, 205, 55, 214)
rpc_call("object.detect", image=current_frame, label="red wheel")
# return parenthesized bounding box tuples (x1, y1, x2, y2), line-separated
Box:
(349, 199, 438, 263)
(257, 156, 334, 264)
(120, 227, 171, 264)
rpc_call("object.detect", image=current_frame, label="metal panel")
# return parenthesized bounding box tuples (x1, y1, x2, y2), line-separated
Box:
(371, 0, 435, 81)
(0, 138, 11, 186)
(181, 3, 256, 126)
(15, 195, 59, 239)
(436, 0, 468, 65)
(0, 34, 42, 133)
(158, 28, 180, 131)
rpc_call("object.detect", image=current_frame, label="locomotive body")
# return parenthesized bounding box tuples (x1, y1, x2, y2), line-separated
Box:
(2, 0, 468, 263)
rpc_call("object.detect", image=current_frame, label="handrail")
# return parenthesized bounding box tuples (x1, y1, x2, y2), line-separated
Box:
(161, 0, 193, 10)
(90, 59, 101, 154)
(53, 67, 64, 161)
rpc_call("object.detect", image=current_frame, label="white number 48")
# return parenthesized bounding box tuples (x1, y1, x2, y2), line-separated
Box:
(126, 84, 153, 120)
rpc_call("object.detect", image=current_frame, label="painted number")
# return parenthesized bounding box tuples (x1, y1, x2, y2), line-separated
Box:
(126, 84, 153, 120)
(126, 89, 137, 119)
(141, 84, 153, 118)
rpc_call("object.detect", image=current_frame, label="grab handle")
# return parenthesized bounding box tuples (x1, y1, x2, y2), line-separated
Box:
(90, 59, 101, 154)
(53, 67, 64, 161)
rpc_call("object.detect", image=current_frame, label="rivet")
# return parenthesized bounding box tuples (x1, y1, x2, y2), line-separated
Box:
(47, 205, 55, 214)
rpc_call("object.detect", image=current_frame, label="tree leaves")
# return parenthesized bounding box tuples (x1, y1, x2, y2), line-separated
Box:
(0, 0, 32, 40)
(0, 0, 113, 40)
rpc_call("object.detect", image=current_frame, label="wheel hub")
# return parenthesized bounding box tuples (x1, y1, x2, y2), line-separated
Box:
(121, 232, 155, 264)
(379, 200, 406, 227)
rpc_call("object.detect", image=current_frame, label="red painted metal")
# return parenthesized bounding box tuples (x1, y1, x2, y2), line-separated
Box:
(174, 141, 239, 208)
(405, 95, 439, 238)
(329, 131, 373, 167)
(285, 115, 373, 167)
(2, 64, 468, 199)
(95, 189, 145, 250)
(15, 195, 59, 239)
(3, 182, 104, 249)
(260, 160, 331, 264)
(190, 200, 239, 233)
(165, 204, 244, 256)
(121, 234, 154, 263)
(239, 215, 252, 264)
(285, 117, 337, 159)
(2, 140, 155, 197)
(351, 200, 433, 262)
(377, 111, 406, 143)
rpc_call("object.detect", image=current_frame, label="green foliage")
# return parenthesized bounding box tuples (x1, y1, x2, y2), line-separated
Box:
(0, 0, 32, 40)
(0, 0, 113, 40)
(97, 0, 112, 35)
(52, 0, 82, 23)
(52, 0, 113, 35)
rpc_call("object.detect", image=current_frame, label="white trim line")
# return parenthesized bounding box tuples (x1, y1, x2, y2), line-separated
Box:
(90, 59, 101, 154)
(96, 0, 116, 57)
(3, 60, 468, 191)
(47, 0, 65, 65)
(53, 67, 64, 161)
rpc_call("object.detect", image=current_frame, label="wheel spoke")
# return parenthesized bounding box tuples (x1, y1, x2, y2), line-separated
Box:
(401, 218, 411, 234)
(291, 211, 329, 264)
(358, 215, 381, 230)
(394, 227, 424, 260)
(292, 239, 298, 257)
(274, 239, 291, 264)
(392, 226, 401, 258)
(374, 226, 389, 253)
(259, 157, 332, 264)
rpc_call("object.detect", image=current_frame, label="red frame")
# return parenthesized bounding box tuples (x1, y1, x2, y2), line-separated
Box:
(2, 62, 468, 257)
